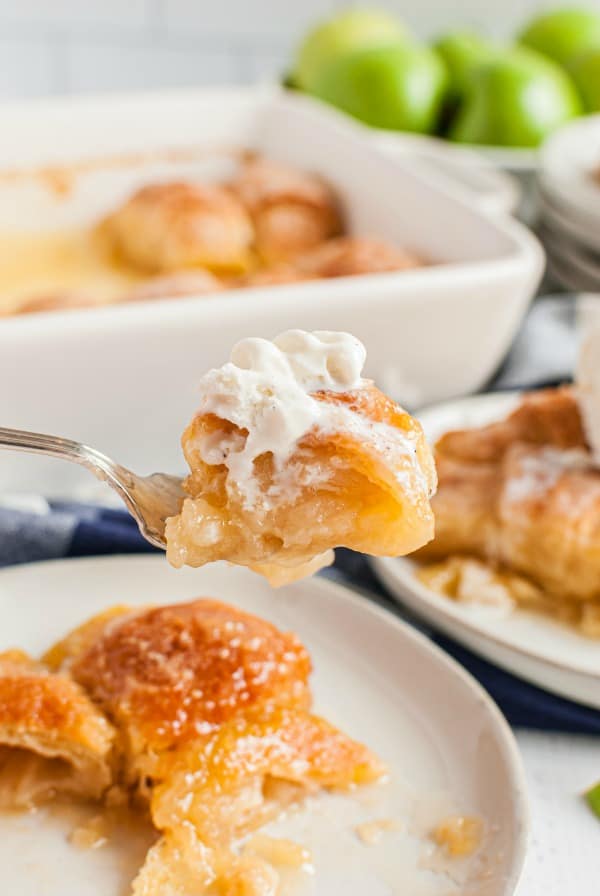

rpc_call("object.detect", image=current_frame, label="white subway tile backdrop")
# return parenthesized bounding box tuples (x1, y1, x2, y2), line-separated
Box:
(0, 0, 599, 97)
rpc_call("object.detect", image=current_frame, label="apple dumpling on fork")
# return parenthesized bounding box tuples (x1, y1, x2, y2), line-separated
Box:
(165, 329, 437, 585)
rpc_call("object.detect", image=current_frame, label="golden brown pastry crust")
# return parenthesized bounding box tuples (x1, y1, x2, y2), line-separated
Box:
(166, 383, 436, 584)
(237, 263, 312, 288)
(295, 236, 423, 278)
(69, 600, 312, 765)
(417, 387, 600, 607)
(123, 269, 224, 302)
(230, 158, 342, 263)
(151, 706, 384, 844)
(106, 181, 254, 274)
(0, 650, 115, 807)
(124, 603, 382, 893)
(434, 387, 587, 464)
(494, 443, 600, 602)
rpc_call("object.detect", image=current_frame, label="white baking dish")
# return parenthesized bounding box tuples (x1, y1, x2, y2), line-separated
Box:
(0, 87, 543, 495)
(371, 131, 521, 217)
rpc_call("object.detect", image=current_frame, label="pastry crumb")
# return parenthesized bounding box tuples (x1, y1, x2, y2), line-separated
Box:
(69, 813, 110, 850)
(243, 834, 313, 870)
(432, 815, 483, 858)
(355, 818, 400, 845)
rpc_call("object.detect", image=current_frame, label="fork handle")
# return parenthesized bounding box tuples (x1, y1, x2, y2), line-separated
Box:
(0, 426, 86, 459)
(0, 426, 124, 484)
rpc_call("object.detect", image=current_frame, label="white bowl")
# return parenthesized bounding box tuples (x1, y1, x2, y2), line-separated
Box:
(0, 554, 529, 896)
(0, 87, 543, 496)
(371, 391, 600, 709)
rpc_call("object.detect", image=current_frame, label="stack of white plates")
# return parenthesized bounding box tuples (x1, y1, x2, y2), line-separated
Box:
(538, 115, 600, 290)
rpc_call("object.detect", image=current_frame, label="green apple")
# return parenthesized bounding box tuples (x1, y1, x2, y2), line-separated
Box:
(294, 8, 408, 91)
(434, 30, 498, 95)
(519, 7, 600, 67)
(570, 47, 600, 111)
(310, 43, 448, 133)
(449, 47, 582, 147)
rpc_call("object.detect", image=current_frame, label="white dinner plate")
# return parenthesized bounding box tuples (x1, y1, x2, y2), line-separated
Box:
(0, 555, 527, 896)
(371, 392, 600, 709)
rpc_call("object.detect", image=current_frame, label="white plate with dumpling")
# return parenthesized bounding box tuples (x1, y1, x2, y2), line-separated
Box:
(372, 391, 600, 709)
(0, 554, 528, 896)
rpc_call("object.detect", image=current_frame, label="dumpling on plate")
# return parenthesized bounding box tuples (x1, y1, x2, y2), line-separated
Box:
(415, 387, 600, 634)
(165, 329, 437, 585)
(43, 597, 383, 894)
(65, 600, 314, 789)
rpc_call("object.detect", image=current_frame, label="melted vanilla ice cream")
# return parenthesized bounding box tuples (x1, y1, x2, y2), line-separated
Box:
(577, 299, 600, 462)
(193, 329, 428, 508)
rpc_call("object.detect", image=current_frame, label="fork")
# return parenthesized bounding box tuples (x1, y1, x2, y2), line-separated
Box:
(0, 427, 186, 549)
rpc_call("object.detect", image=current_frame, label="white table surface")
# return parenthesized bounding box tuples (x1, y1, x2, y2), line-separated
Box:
(515, 731, 599, 895)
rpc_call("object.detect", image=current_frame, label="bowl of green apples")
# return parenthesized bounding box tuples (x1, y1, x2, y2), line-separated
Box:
(286, 6, 600, 172)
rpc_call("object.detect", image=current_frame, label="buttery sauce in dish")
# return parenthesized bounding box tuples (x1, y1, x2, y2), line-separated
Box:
(0, 153, 424, 317)
(0, 228, 141, 315)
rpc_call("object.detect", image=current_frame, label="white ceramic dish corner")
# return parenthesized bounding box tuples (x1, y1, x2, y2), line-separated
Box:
(371, 130, 522, 217)
(0, 554, 528, 896)
(371, 391, 600, 709)
(0, 86, 543, 496)
(467, 145, 538, 175)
